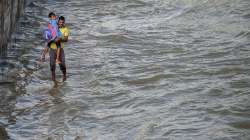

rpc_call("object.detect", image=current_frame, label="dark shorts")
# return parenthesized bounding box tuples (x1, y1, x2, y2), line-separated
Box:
(47, 40, 61, 48)
(49, 48, 66, 71)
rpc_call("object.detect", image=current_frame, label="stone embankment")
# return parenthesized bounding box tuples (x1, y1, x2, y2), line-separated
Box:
(0, 0, 25, 53)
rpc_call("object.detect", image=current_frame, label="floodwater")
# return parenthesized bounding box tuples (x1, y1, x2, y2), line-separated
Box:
(1, 0, 250, 139)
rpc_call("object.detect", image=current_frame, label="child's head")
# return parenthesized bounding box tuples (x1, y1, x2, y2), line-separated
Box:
(48, 12, 56, 19)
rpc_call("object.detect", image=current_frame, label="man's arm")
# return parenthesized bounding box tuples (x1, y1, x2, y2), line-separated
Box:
(61, 36, 68, 42)
(60, 27, 69, 42)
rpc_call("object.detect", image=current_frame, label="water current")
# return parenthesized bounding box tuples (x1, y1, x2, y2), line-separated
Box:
(0, 0, 250, 139)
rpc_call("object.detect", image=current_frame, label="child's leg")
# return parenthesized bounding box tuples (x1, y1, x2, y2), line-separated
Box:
(41, 44, 49, 61)
(55, 40, 61, 63)
(45, 47, 48, 54)
(56, 48, 61, 63)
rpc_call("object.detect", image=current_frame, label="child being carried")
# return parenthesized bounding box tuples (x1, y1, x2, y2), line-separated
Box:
(42, 12, 62, 64)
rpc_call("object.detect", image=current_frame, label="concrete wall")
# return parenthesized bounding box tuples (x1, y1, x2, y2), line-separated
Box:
(0, 0, 25, 54)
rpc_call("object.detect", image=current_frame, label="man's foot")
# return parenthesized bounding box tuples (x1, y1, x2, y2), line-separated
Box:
(52, 77, 56, 81)
(63, 75, 66, 82)
(62, 70, 66, 82)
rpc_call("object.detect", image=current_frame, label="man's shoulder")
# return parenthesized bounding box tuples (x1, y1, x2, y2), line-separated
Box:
(61, 26, 69, 30)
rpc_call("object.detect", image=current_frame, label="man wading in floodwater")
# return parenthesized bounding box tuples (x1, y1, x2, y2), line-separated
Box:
(49, 15, 69, 82)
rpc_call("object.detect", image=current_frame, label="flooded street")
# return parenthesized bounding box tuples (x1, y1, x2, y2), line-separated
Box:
(1, 0, 250, 139)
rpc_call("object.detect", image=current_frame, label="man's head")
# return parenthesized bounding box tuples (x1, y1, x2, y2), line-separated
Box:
(58, 16, 65, 28)
(48, 12, 56, 19)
